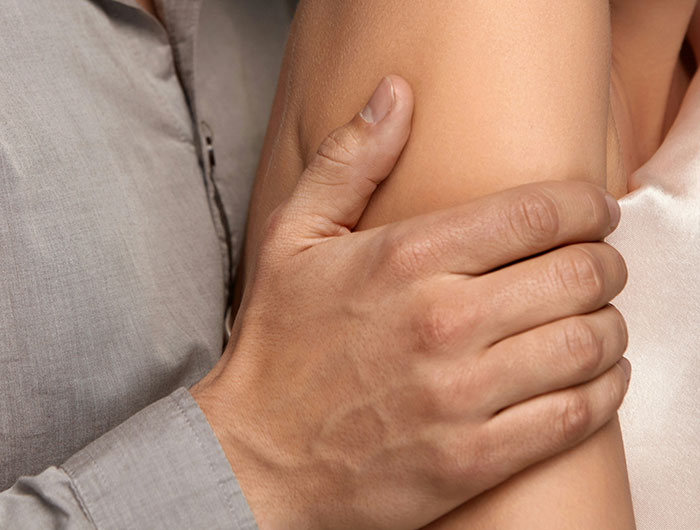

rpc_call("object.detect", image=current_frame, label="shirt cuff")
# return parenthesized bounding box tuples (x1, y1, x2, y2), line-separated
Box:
(62, 388, 258, 530)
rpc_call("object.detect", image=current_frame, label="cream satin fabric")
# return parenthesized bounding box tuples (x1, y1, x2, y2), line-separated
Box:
(610, 72, 700, 529)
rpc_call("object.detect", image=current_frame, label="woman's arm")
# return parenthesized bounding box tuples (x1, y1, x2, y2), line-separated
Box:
(244, 0, 622, 259)
(242, 0, 635, 527)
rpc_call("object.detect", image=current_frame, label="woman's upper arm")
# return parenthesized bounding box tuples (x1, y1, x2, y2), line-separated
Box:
(243, 1, 635, 527)
(246, 0, 614, 243)
(293, 0, 612, 225)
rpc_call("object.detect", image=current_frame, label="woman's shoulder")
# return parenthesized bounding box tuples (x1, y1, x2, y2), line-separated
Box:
(608, 0, 698, 181)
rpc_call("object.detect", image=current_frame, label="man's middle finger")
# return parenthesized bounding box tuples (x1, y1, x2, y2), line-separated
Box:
(477, 304, 628, 413)
(464, 241, 627, 347)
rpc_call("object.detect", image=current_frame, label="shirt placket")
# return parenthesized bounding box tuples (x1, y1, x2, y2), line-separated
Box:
(106, 0, 235, 326)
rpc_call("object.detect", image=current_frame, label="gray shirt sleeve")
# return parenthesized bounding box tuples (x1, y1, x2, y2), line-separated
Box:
(0, 388, 258, 530)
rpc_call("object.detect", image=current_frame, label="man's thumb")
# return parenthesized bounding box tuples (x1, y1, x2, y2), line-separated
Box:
(286, 75, 414, 239)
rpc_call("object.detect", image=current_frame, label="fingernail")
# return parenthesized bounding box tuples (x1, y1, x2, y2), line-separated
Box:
(360, 77, 395, 124)
(618, 357, 632, 384)
(605, 192, 621, 231)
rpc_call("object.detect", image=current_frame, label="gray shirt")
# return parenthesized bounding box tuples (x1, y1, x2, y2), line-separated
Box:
(0, 0, 290, 527)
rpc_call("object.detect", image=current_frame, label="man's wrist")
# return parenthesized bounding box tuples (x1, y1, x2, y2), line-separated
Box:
(192, 376, 285, 529)
(63, 388, 258, 528)
(190, 381, 233, 465)
(191, 374, 321, 530)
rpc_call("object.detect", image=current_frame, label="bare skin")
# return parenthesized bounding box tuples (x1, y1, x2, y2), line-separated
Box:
(193, 85, 631, 529)
(236, 0, 698, 527)
(134, 0, 157, 19)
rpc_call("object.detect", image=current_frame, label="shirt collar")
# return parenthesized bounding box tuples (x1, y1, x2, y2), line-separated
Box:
(153, 0, 204, 111)
(105, 0, 203, 120)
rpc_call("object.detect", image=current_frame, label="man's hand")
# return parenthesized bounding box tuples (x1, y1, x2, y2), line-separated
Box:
(192, 76, 630, 530)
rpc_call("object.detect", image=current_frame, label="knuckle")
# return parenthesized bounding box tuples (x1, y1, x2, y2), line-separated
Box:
(432, 429, 494, 492)
(312, 127, 362, 173)
(455, 435, 497, 485)
(425, 364, 479, 418)
(508, 191, 560, 248)
(413, 303, 460, 353)
(430, 445, 464, 494)
(562, 318, 603, 377)
(381, 231, 429, 278)
(555, 247, 606, 306)
(557, 391, 592, 443)
(410, 289, 483, 355)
